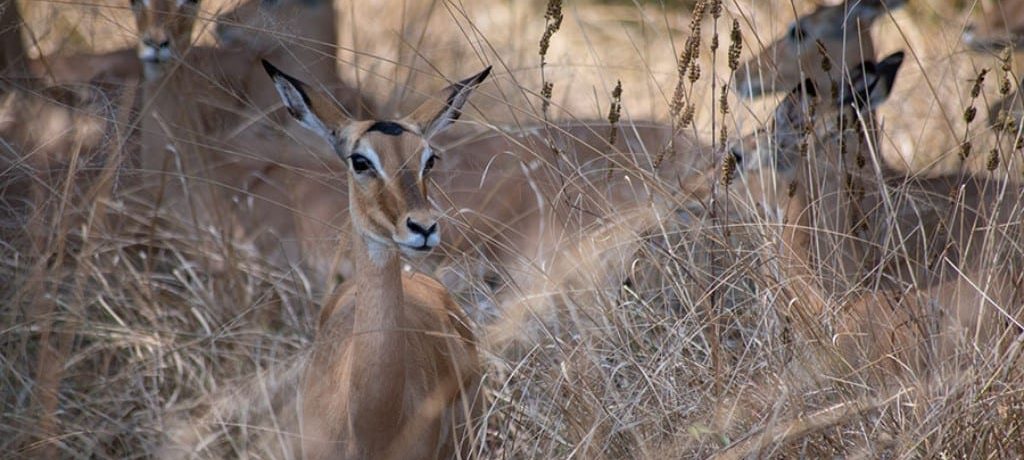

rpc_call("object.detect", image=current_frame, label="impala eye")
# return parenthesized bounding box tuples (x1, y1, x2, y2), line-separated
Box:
(787, 23, 806, 42)
(423, 154, 437, 173)
(350, 154, 374, 174)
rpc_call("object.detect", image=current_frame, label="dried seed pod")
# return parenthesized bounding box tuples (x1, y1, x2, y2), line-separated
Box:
(678, 103, 696, 128)
(541, 82, 554, 115)
(964, 106, 977, 124)
(710, 0, 722, 19)
(719, 84, 729, 114)
(987, 148, 1000, 171)
(539, 0, 564, 65)
(960, 140, 972, 159)
(970, 68, 988, 99)
(728, 20, 742, 71)
(606, 80, 623, 146)
(720, 150, 736, 186)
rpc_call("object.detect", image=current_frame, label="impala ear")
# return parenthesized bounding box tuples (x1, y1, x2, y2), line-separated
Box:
(409, 66, 491, 139)
(263, 59, 347, 142)
(842, 51, 904, 108)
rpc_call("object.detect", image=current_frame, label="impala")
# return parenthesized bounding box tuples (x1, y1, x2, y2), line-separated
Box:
(734, 0, 905, 98)
(215, 0, 373, 121)
(265, 60, 488, 459)
(702, 54, 1022, 377)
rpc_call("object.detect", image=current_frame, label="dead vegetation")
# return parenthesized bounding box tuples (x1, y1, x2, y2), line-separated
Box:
(3, 0, 1024, 458)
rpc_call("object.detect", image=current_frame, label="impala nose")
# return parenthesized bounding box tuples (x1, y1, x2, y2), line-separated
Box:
(404, 217, 439, 251)
(139, 38, 172, 63)
(407, 218, 437, 238)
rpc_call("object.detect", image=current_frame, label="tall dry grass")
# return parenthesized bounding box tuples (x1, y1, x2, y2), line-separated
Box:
(3, 0, 1024, 458)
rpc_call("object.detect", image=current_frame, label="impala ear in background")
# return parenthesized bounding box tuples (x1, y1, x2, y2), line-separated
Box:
(842, 51, 905, 108)
(409, 66, 492, 139)
(263, 59, 348, 143)
(853, 0, 907, 23)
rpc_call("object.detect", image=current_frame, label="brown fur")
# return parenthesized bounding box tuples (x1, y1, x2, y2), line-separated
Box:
(215, 0, 373, 120)
(697, 70, 1022, 379)
(733, 0, 902, 98)
(264, 61, 488, 458)
(964, 0, 1024, 51)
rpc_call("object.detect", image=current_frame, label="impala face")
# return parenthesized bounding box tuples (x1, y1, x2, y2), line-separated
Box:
(733, 0, 902, 98)
(337, 120, 442, 253)
(130, 0, 199, 77)
(263, 60, 490, 258)
(722, 52, 905, 207)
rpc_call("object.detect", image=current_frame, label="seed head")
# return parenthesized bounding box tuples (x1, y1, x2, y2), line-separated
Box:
(728, 20, 743, 71)
(607, 80, 623, 146)
(539, 0, 564, 65)
(689, 62, 701, 83)
(720, 150, 736, 186)
(987, 148, 1000, 171)
(959, 140, 972, 160)
(719, 84, 729, 114)
(970, 68, 989, 99)
(541, 82, 554, 115)
(964, 106, 977, 124)
(678, 103, 695, 128)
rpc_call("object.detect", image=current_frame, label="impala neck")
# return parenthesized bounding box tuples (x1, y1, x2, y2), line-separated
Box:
(774, 184, 829, 322)
(346, 221, 408, 435)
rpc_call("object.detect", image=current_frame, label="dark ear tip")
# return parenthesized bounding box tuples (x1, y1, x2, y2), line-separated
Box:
(476, 65, 493, 83)
(883, 51, 906, 67)
(262, 59, 281, 78)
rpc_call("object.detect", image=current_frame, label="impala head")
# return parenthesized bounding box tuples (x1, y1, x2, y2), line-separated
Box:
(718, 52, 904, 208)
(215, 0, 333, 51)
(734, 0, 903, 99)
(130, 0, 199, 77)
(263, 60, 490, 257)
(963, 1, 1024, 52)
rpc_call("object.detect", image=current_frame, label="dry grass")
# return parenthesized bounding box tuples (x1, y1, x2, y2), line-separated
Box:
(3, 0, 1024, 458)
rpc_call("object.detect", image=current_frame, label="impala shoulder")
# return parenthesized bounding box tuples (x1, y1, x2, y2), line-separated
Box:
(402, 273, 474, 336)
(317, 282, 357, 331)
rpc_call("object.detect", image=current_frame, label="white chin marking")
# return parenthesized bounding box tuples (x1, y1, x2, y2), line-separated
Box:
(138, 47, 156, 61)
(394, 234, 426, 249)
(365, 239, 394, 267)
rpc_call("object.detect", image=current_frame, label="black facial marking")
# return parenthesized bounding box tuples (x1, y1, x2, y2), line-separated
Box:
(367, 121, 406, 136)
